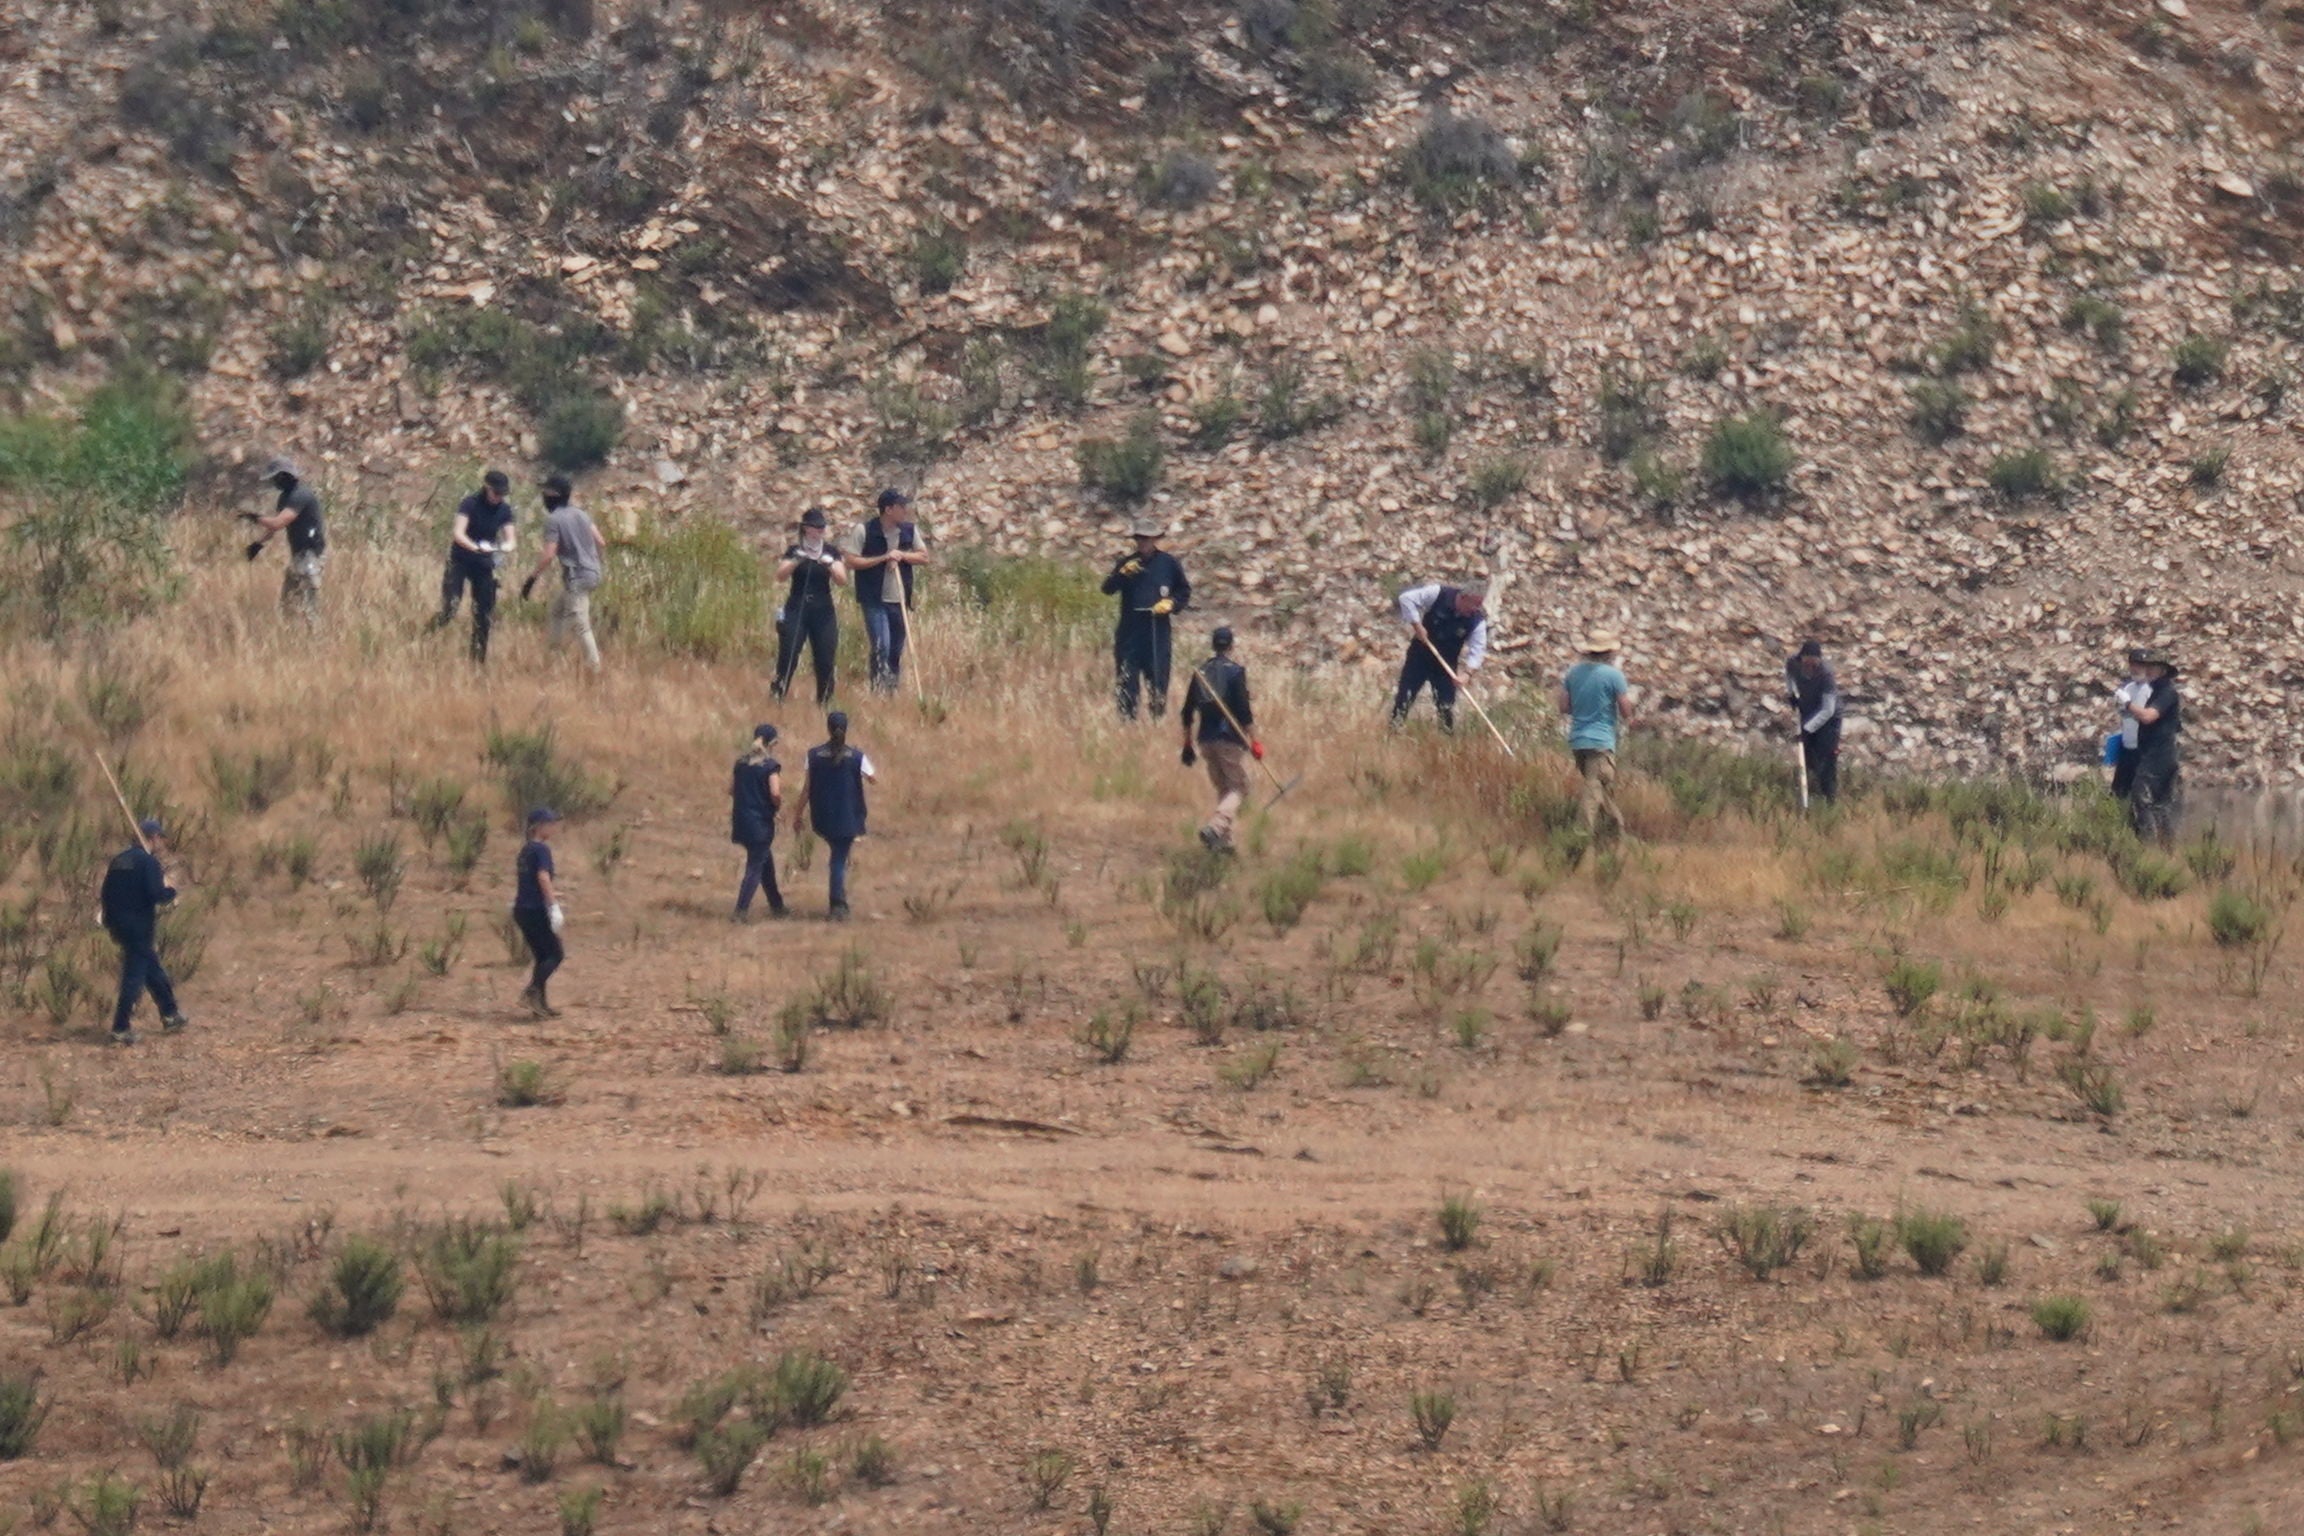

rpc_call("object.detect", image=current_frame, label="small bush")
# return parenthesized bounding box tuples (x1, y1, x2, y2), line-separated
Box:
(540, 386, 624, 470)
(1076, 412, 1165, 504)
(1256, 357, 1344, 439)
(2058, 1057, 2123, 1117)
(2063, 294, 2125, 349)
(1895, 1208, 1969, 1276)
(309, 1237, 403, 1337)
(800, 948, 893, 1029)
(1468, 455, 1528, 509)
(1023, 1449, 1075, 1510)
(1076, 1006, 1137, 1065)
(1906, 379, 1968, 444)
(1934, 304, 1999, 375)
(1702, 412, 1794, 499)
(415, 1220, 519, 1325)
(908, 222, 966, 294)
(1438, 1194, 1481, 1252)
(768, 1348, 849, 1427)
(484, 723, 615, 826)
(496, 1058, 561, 1108)
(573, 1396, 626, 1464)
(2031, 1293, 2092, 1341)
(1399, 108, 1521, 213)
(196, 1268, 275, 1366)
(1987, 447, 2058, 501)
(2207, 886, 2272, 948)
(1884, 957, 1939, 1017)
(0, 1372, 48, 1458)
(696, 1419, 768, 1496)
(1719, 1204, 1814, 1278)
(1143, 149, 1220, 209)
(2021, 182, 2075, 227)
(2086, 1197, 2123, 1231)
(267, 298, 332, 379)
(1410, 1388, 1457, 1450)
(1806, 1035, 1858, 1087)
(1848, 1215, 1893, 1280)
(2172, 332, 2228, 389)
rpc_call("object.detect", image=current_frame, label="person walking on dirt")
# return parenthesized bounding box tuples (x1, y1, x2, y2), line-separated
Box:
(2108, 648, 2151, 800)
(1390, 582, 1489, 732)
(518, 474, 604, 673)
(513, 807, 566, 1018)
(773, 508, 847, 704)
(1180, 626, 1259, 852)
(848, 488, 930, 694)
(1562, 629, 1634, 840)
(1102, 517, 1190, 720)
(1785, 639, 1842, 803)
(99, 818, 185, 1046)
(243, 457, 327, 623)
(730, 723, 788, 922)
(2121, 648, 2182, 842)
(790, 711, 876, 921)
(432, 470, 516, 664)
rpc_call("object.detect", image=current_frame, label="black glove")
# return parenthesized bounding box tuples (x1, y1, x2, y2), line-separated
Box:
(237, 510, 263, 523)
(244, 540, 266, 562)
(1180, 743, 1197, 768)
(519, 574, 538, 601)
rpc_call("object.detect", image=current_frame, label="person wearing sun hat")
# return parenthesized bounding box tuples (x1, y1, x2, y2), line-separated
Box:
(1101, 514, 1190, 721)
(1560, 628, 1634, 840)
(2121, 646, 2182, 842)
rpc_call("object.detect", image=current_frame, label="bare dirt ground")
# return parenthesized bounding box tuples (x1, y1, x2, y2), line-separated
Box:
(4, 570, 2304, 1536)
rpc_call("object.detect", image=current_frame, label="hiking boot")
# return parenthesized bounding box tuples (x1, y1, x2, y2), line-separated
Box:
(161, 1013, 188, 1034)
(519, 985, 547, 1019)
(730, 906, 750, 925)
(538, 1001, 563, 1019)
(830, 902, 851, 922)
(1197, 825, 1222, 850)
(769, 901, 789, 919)
(110, 1027, 138, 1046)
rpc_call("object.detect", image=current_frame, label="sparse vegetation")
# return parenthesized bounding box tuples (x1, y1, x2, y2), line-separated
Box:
(1702, 411, 1794, 499)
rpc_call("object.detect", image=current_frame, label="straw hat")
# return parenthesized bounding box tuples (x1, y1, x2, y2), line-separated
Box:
(1576, 629, 1622, 654)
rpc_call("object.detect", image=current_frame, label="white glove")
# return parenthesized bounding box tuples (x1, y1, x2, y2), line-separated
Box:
(547, 903, 564, 934)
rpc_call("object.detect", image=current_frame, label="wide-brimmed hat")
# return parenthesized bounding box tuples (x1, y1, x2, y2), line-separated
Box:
(1128, 516, 1166, 539)
(2136, 647, 2175, 668)
(1576, 629, 1622, 654)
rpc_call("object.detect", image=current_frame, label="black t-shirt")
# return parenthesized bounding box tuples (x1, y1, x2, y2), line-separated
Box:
(783, 542, 843, 611)
(2135, 678, 2181, 764)
(280, 483, 326, 555)
(1181, 656, 1254, 744)
(514, 839, 555, 910)
(457, 492, 515, 563)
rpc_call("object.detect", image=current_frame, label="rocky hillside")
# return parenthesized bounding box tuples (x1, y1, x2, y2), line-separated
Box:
(5, 0, 2304, 777)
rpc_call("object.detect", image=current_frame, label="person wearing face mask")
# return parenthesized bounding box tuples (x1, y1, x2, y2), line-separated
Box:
(773, 508, 848, 704)
(242, 456, 327, 623)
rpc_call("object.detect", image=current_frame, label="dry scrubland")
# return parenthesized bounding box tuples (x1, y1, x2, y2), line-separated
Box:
(0, 514, 2296, 1536)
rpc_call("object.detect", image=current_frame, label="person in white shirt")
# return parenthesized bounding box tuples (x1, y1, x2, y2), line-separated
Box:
(1389, 582, 1489, 732)
(845, 488, 931, 694)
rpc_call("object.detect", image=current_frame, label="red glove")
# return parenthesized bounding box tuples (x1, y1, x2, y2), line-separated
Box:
(1250, 740, 1265, 761)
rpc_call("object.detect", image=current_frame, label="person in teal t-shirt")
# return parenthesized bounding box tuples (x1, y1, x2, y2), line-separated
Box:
(1560, 630, 1633, 839)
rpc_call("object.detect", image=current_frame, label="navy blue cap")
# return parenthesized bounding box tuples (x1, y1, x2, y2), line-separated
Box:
(799, 507, 829, 529)
(753, 722, 779, 743)
(483, 469, 510, 493)
(826, 711, 849, 733)
(138, 817, 164, 839)
(877, 487, 911, 510)
(1797, 639, 1823, 659)
(527, 806, 562, 825)
(1212, 626, 1235, 650)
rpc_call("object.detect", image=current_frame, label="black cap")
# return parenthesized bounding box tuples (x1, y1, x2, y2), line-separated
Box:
(877, 488, 911, 511)
(527, 806, 562, 826)
(753, 722, 779, 743)
(1212, 626, 1235, 650)
(538, 473, 573, 500)
(826, 710, 850, 733)
(799, 507, 829, 530)
(483, 470, 510, 493)
(1797, 639, 1823, 659)
(138, 817, 165, 839)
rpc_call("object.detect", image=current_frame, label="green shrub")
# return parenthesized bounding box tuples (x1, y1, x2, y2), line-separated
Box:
(1257, 852, 1325, 932)
(2063, 294, 2125, 349)
(539, 386, 624, 470)
(908, 221, 966, 293)
(1468, 455, 1528, 509)
(696, 1419, 769, 1496)
(1410, 1388, 1456, 1450)
(1032, 292, 1106, 410)
(1399, 108, 1521, 212)
(1256, 357, 1345, 439)
(2020, 182, 2075, 227)
(1847, 1214, 1893, 1280)
(0, 1373, 47, 1458)
(267, 298, 332, 379)
(1718, 1204, 1814, 1278)
(1883, 957, 1940, 1017)
(1895, 1208, 1969, 1276)
(1076, 412, 1165, 503)
(1438, 1194, 1481, 1252)
(2031, 1293, 2091, 1341)
(593, 517, 768, 661)
(2207, 886, 2272, 948)
(1701, 412, 1794, 499)
(309, 1237, 403, 1337)
(196, 1268, 275, 1365)
(1987, 447, 2059, 501)
(1906, 379, 1967, 444)
(2172, 332, 2228, 389)
(415, 1220, 519, 1325)
(1934, 303, 1999, 375)
(484, 723, 616, 826)
(766, 1348, 848, 1427)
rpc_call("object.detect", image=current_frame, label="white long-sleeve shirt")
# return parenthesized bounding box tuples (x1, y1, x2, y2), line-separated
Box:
(1396, 583, 1488, 671)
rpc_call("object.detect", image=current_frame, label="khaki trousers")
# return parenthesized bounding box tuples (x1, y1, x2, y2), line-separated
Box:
(1201, 740, 1251, 845)
(279, 549, 324, 625)
(1575, 748, 1627, 837)
(549, 585, 601, 670)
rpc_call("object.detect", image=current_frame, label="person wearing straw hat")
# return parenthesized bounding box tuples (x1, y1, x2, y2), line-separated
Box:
(242, 456, 327, 623)
(1561, 629, 1634, 839)
(513, 807, 566, 1018)
(2120, 647, 2182, 842)
(99, 817, 185, 1045)
(729, 723, 788, 922)
(1390, 581, 1489, 732)
(773, 508, 848, 705)
(847, 488, 930, 694)
(1102, 515, 1190, 720)
(1180, 625, 1259, 852)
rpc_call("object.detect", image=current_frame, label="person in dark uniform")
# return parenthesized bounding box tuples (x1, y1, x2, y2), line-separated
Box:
(1180, 627, 1260, 852)
(430, 470, 517, 663)
(99, 818, 185, 1046)
(1785, 639, 1843, 802)
(513, 807, 565, 1018)
(730, 723, 787, 922)
(2122, 648, 2182, 843)
(1101, 516, 1189, 720)
(243, 457, 327, 623)
(847, 488, 931, 694)
(790, 711, 876, 921)
(1390, 582, 1489, 731)
(773, 508, 848, 704)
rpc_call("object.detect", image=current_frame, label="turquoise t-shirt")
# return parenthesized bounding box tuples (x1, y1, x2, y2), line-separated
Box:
(1563, 661, 1627, 751)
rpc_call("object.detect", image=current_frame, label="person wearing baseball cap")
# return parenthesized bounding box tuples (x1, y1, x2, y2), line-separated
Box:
(432, 469, 518, 665)
(729, 723, 788, 921)
(847, 488, 931, 694)
(2120, 647, 2182, 842)
(1785, 639, 1842, 803)
(99, 818, 185, 1044)
(518, 473, 605, 672)
(1561, 628, 1634, 840)
(1180, 625, 1260, 852)
(242, 456, 327, 623)
(790, 710, 877, 921)
(512, 807, 566, 1018)
(773, 508, 848, 704)
(1101, 515, 1190, 721)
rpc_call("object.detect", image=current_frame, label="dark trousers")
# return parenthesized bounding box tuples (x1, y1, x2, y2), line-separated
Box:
(435, 554, 469, 623)
(2109, 746, 2138, 800)
(1801, 728, 1840, 801)
(862, 603, 909, 694)
(825, 837, 854, 911)
(110, 940, 176, 1035)
(1113, 617, 1173, 720)
(736, 840, 784, 915)
(774, 604, 838, 703)
(2127, 758, 2179, 843)
(513, 907, 563, 997)
(1390, 645, 1461, 730)
(439, 556, 498, 663)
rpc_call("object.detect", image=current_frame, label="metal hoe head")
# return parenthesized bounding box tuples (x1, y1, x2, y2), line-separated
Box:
(1264, 772, 1305, 811)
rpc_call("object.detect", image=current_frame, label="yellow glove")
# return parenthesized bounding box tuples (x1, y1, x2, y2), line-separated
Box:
(1119, 558, 1143, 577)
(1150, 598, 1174, 616)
